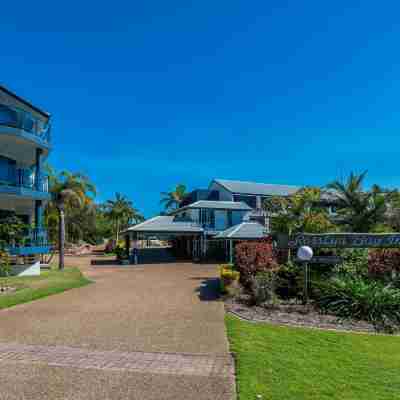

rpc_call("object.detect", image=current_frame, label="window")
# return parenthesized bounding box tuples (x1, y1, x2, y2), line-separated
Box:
(200, 209, 215, 228)
(0, 105, 18, 127)
(233, 195, 257, 209)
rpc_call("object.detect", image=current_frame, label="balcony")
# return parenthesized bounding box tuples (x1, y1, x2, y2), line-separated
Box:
(0, 104, 51, 167)
(0, 169, 50, 200)
(5, 228, 51, 256)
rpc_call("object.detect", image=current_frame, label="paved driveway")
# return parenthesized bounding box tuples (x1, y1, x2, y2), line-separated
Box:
(0, 257, 235, 400)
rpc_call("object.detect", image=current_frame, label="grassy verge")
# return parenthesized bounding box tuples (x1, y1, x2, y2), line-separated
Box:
(0, 267, 91, 310)
(226, 314, 400, 400)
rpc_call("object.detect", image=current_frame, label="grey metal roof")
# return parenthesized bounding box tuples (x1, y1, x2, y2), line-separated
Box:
(214, 222, 267, 240)
(170, 200, 252, 214)
(213, 179, 300, 196)
(124, 216, 203, 234)
(189, 200, 252, 210)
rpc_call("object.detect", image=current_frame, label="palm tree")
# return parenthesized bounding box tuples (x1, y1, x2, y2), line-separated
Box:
(49, 171, 97, 270)
(104, 193, 143, 242)
(160, 184, 187, 211)
(326, 171, 387, 232)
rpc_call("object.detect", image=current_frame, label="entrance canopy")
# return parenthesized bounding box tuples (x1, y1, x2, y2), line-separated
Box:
(214, 222, 267, 240)
(124, 215, 203, 239)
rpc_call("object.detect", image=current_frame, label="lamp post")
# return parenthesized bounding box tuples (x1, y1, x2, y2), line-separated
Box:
(297, 245, 313, 305)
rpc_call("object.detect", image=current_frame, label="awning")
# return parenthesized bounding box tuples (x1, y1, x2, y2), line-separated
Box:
(123, 216, 203, 237)
(214, 222, 267, 240)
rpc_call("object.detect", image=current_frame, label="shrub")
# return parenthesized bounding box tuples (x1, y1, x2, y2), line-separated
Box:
(220, 264, 240, 294)
(114, 245, 126, 260)
(0, 250, 12, 277)
(235, 238, 279, 287)
(368, 249, 400, 283)
(250, 271, 278, 306)
(276, 261, 303, 299)
(315, 277, 400, 333)
(334, 248, 369, 277)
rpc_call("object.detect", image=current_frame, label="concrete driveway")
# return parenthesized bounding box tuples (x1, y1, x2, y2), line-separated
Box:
(0, 257, 235, 400)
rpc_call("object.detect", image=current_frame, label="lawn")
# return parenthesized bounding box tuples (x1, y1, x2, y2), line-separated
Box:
(0, 267, 91, 310)
(226, 315, 400, 400)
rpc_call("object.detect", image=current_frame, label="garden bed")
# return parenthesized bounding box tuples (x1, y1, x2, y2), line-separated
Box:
(225, 297, 376, 333)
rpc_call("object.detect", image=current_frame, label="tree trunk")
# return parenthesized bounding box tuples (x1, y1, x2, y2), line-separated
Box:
(58, 208, 65, 270)
(116, 219, 120, 243)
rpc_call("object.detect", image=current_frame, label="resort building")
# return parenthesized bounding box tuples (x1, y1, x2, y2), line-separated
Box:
(125, 179, 302, 261)
(0, 85, 52, 275)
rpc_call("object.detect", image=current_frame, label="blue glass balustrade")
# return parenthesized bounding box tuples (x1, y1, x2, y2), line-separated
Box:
(0, 104, 51, 144)
(6, 228, 50, 255)
(0, 166, 49, 193)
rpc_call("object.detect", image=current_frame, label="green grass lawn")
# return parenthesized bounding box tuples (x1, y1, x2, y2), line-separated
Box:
(226, 315, 400, 400)
(0, 267, 91, 310)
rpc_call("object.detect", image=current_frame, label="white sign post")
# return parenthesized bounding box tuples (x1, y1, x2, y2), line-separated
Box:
(297, 246, 313, 305)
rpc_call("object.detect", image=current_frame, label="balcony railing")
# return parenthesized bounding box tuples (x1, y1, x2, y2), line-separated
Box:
(5, 228, 50, 255)
(0, 104, 51, 144)
(0, 169, 49, 193)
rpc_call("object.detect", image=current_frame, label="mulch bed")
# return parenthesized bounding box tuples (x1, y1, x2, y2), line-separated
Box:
(225, 297, 376, 333)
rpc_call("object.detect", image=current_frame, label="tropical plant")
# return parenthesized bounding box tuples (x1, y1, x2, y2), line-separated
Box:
(326, 171, 387, 232)
(0, 215, 27, 249)
(47, 170, 97, 270)
(104, 193, 144, 242)
(264, 187, 335, 235)
(315, 276, 400, 333)
(160, 184, 187, 211)
(0, 250, 12, 277)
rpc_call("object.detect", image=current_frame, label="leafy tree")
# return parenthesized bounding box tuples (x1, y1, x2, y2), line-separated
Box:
(264, 187, 335, 235)
(326, 171, 387, 232)
(160, 184, 187, 211)
(104, 193, 144, 242)
(47, 170, 97, 270)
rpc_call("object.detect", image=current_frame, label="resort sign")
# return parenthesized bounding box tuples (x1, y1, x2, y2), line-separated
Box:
(295, 256, 343, 264)
(278, 233, 400, 249)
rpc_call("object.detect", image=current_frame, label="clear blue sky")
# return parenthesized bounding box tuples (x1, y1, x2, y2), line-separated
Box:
(2, 1, 400, 217)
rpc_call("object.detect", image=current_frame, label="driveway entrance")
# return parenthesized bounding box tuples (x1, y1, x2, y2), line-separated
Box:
(0, 256, 235, 399)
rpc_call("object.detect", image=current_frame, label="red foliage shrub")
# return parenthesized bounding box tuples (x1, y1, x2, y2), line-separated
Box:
(235, 237, 279, 286)
(368, 249, 400, 279)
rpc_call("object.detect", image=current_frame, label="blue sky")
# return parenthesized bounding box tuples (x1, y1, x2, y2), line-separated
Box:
(2, 1, 400, 217)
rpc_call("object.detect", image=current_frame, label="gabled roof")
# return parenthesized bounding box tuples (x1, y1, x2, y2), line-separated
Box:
(214, 222, 267, 240)
(124, 215, 203, 234)
(212, 179, 300, 197)
(171, 200, 252, 214)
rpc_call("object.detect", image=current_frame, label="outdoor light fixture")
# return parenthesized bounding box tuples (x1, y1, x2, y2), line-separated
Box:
(297, 245, 313, 261)
(297, 246, 313, 304)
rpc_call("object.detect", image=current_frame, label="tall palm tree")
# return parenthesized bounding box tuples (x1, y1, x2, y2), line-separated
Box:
(326, 171, 387, 232)
(104, 193, 143, 242)
(49, 171, 97, 270)
(160, 184, 187, 211)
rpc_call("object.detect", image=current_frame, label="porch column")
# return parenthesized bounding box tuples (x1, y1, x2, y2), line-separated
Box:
(125, 234, 131, 259)
(35, 148, 43, 191)
(229, 239, 233, 264)
(35, 200, 43, 229)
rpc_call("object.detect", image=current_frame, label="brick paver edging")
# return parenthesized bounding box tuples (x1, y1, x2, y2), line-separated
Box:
(0, 342, 234, 378)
